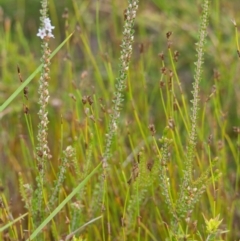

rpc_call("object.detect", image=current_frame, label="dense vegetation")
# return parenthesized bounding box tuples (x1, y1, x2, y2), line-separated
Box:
(0, 0, 239, 240)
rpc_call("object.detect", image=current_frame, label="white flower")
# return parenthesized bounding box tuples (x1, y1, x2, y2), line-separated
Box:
(44, 18, 55, 32)
(37, 17, 55, 39)
(37, 28, 46, 39)
(47, 32, 54, 38)
(45, 22, 55, 32)
(43, 18, 51, 24)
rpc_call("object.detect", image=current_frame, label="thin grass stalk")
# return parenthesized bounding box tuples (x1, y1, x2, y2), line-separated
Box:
(33, 0, 55, 226)
(175, 0, 211, 222)
(101, 0, 139, 168)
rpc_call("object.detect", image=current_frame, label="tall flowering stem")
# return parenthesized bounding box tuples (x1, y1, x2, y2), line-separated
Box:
(102, 0, 139, 168)
(34, 0, 54, 223)
(97, 2, 139, 233)
(176, 0, 210, 220)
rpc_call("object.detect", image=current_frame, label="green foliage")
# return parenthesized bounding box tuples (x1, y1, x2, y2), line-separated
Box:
(0, 0, 239, 240)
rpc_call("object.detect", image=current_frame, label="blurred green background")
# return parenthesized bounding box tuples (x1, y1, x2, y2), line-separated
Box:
(0, 0, 239, 239)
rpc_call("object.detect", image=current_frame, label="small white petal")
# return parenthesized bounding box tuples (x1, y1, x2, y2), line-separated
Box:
(37, 28, 46, 39)
(44, 18, 51, 24)
(45, 22, 55, 31)
(47, 32, 54, 38)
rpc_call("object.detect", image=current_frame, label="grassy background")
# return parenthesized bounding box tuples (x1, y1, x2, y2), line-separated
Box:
(0, 0, 239, 240)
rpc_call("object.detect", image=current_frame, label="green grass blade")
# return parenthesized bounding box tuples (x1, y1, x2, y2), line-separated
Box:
(0, 32, 74, 113)
(0, 212, 28, 233)
(26, 163, 101, 241)
(65, 215, 102, 240)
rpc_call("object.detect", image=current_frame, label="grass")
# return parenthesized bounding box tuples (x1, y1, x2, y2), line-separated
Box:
(0, 0, 239, 240)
